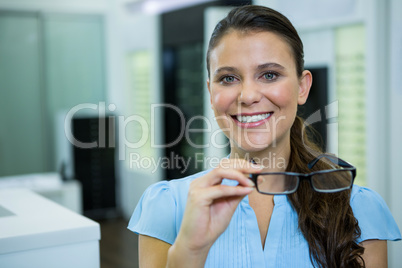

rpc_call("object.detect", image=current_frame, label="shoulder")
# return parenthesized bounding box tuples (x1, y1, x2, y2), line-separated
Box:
(350, 185, 387, 210)
(127, 169, 211, 244)
(350, 185, 401, 242)
(350, 185, 392, 215)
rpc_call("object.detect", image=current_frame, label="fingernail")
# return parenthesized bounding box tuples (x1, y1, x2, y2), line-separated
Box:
(247, 179, 255, 187)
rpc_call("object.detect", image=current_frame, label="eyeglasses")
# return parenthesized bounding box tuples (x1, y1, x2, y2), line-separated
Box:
(249, 154, 356, 195)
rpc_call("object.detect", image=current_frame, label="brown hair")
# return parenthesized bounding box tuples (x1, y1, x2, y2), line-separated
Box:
(288, 117, 364, 267)
(207, 5, 365, 268)
(206, 5, 304, 78)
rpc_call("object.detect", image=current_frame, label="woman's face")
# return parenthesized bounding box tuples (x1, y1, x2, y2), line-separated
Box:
(207, 30, 312, 155)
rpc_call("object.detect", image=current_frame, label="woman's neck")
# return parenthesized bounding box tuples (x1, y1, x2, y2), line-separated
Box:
(229, 143, 291, 173)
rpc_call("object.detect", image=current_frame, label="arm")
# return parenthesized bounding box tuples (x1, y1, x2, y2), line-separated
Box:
(137, 159, 261, 268)
(138, 235, 171, 268)
(360, 239, 387, 268)
(138, 233, 210, 268)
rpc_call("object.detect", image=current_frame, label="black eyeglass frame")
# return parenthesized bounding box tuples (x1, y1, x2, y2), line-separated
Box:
(249, 154, 357, 195)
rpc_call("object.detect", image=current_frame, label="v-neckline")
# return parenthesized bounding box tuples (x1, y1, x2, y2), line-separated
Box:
(247, 192, 274, 249)
(242, 194, 287, 252)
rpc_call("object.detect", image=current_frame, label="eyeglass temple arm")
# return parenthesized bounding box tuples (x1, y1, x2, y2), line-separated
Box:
(307, 154, 353, 169)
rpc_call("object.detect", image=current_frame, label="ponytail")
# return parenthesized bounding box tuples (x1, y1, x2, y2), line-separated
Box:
(287, 116, 365, 268)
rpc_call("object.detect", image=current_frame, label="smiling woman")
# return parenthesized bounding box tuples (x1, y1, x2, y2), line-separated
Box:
(127, 5, 401, 268)
(207, 30, 311, 154)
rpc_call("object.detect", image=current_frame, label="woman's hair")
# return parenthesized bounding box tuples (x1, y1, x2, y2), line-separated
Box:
(288, 117, 365, 268)
(206, 5, 304, 78)
(207, 5, 365, 268)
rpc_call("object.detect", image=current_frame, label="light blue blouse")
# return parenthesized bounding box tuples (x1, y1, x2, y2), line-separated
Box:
(128, 169, 401, 267)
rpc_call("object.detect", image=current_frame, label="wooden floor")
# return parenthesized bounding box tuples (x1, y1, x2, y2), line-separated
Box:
(98, 217, 139, 268)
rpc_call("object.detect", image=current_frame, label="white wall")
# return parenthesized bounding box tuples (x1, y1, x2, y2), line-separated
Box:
(203, 7, 232, 165)
(389, 0, 402, 261)
(106, 1, 163, 219)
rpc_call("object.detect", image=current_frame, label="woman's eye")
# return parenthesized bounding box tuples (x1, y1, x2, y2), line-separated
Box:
(263, 72, 277, 80)
(222, 76, 236, 83)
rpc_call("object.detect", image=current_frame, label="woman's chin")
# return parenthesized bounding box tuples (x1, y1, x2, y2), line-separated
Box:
(232, 142, 273, 154)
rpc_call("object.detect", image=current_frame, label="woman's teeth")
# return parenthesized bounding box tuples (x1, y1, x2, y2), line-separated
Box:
(236, 113, 271, 123)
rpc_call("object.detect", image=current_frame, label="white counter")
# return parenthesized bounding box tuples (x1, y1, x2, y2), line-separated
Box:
(0, 173, 83, 213)
(0, 189, 100, 268)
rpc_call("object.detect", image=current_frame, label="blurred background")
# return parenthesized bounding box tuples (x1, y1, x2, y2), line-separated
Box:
(0, 0, 401, 267)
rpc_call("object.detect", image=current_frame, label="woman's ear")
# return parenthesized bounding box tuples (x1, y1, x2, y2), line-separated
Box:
(297, 70, 312, 105)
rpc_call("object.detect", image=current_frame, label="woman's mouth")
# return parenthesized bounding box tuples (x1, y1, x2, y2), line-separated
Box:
(232, 112, 273, 127)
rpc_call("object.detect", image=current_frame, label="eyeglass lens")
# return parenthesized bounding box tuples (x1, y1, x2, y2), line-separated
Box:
(255, 170, 353, 194)
(311, 170, 353, 191)
(256, 174, 298, 194)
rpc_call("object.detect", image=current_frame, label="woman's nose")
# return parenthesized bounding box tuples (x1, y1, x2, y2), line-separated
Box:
(238, 82, 263, 105)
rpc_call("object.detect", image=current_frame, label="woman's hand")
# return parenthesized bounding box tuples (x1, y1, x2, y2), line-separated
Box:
(167, 159, 262, 267)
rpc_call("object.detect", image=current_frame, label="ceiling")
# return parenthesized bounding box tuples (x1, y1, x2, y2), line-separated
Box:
(125, 0, 216, 14)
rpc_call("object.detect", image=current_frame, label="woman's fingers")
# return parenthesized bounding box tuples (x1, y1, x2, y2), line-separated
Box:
(212, 168, 254, 187)
(194, 158, 262, 188)
(218, 158, 262, 173)
(187, 158, 261, 207)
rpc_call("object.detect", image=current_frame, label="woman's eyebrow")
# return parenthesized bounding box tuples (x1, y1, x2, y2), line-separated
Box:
(213, 63, 285, 77)
(257, 62, 285, 71)
(213, 66, 239, 76)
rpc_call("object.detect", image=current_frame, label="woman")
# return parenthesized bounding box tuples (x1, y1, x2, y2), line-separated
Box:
(128, 5, 401, 268)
